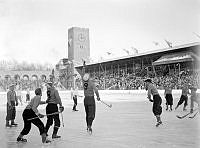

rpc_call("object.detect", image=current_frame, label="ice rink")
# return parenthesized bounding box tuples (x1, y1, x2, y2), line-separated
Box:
(0, 90, 199, 148)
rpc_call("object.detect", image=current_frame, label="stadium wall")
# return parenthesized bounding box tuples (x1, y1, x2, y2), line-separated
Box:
(1, 89, 199, 107)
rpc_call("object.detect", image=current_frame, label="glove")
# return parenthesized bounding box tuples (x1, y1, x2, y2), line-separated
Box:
(97, 97, 100, 101)
(190, 109, 193, 113)
(38, 113, 45, 118)
(149, 99, 153, 102)
(59, 106, 64, 112)
(46, 99, 50, 103)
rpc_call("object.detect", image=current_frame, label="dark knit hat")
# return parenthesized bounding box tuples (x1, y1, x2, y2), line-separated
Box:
(46, 81, 53, 86)
(144, 79, 152, 83)
(35, 88, 42, 95)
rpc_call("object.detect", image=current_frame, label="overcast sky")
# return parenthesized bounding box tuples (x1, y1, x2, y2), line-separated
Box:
(0, 0, 199, 65)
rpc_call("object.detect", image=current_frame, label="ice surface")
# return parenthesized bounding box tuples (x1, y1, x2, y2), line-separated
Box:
(0, 90, 199, 148)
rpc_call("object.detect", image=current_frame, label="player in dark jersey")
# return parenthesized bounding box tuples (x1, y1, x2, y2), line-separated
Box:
(82, 73, 100, 134)
(164, 83, 173, 111)
(76, 61, 100, 134)
(45, 82, 64, 139)
(6, 83, 18, 127)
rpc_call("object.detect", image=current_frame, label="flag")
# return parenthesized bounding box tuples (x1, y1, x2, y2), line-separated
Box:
(123, 49, 130, 55)
(164, 39, 172, 48)
(131, 47, 138, 54)
(106, 52, 111, 55)
(153, 41, 159, 46)
(89, 57, 94, 63)
(193, 32, 200, 39)
(98, 57, 104, 62)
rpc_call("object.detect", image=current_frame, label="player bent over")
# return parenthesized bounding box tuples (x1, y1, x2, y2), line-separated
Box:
(175, 85, 190, 111)
(144, 79, 162, 127)
(17, 88, 51, 143)
(83, 73, 100, 134)
(45, 82, 64, 139)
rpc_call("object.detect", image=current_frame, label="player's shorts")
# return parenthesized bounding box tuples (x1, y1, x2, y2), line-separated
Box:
(165, 94, 173, 105)
(152, 95, 162, 116)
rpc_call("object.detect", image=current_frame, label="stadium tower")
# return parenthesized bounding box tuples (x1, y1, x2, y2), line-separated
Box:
(68, 27, 90, 88)
(68, 27, 90, 65)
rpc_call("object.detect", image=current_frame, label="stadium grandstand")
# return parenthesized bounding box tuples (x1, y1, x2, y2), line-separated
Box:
(75, 42, 200, 90)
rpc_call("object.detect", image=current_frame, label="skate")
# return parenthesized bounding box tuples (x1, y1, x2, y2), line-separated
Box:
(44, 139, 51, 143)
(52, 134, 61, 139)
(155, 121, 162, 127)
(183, 108, 187, 111)
(88, 127, 92, 135)
(166, 105, 168, 111)
(5, 121, 12, 128)
(11, 123, 18, 127)
(17, 137, 27, 143)
(5, 124, 12, 128)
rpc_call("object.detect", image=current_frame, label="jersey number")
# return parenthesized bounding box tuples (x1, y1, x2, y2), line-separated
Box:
(83, 82, 88, 90)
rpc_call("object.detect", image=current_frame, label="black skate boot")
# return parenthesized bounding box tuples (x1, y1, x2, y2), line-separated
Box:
(41, 133, 51, 143)
(183, 106, 187, 111)
(156, 121, 162, 127)
(87, 126, 92, 135)
(52, 135, 61, 139)
(166, 105, 168, 111)
(17, 137, 27, 143)
(52, 127, 61, 139)
(11, 120, 18, 127)
(5, 120, 12, 128)
(170, 106, 173, 111)
(44, 139, 51, 143)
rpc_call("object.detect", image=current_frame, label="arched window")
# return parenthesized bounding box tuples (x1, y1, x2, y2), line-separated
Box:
(32, 75, 38, 81)
(5, 75, 11, 81)
(23, 75, 29, 80)
(41, 75, 46, 81)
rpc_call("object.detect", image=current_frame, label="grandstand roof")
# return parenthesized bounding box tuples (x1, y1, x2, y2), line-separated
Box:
(75, 42, 200, 67)
(152, 52, 195, 65)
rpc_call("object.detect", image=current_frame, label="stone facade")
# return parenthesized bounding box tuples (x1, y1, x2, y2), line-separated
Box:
(0, 70, 51, 80)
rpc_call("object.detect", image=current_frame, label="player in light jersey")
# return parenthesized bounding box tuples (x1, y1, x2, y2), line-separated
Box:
(17, 88, 50, 143)
(189, 86, 200, 113)
(175, 85, 190, 111)
(71, 85, 81, 111)
(144, 79, 162, 127)
(16, 83, 23, 105)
